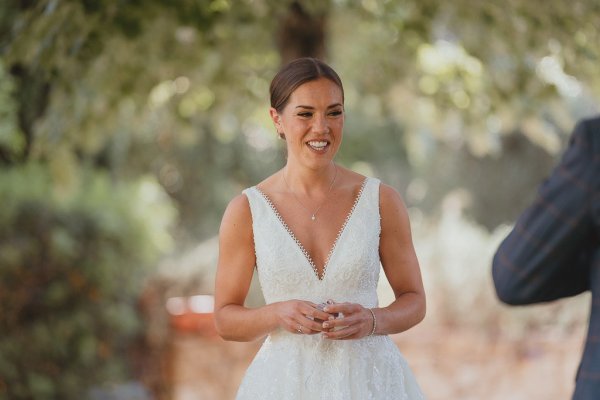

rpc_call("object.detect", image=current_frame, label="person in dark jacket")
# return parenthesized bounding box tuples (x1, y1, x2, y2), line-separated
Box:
(492, 116, 600, 399)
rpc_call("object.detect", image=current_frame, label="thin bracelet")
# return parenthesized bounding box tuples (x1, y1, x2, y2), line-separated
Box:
(368, 308, 377, 336)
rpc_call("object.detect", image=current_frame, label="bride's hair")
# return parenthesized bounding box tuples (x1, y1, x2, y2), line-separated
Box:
(269, 57, 344, 113)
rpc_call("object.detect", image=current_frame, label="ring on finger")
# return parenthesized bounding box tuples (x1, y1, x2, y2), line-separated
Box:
(297, 324, 303, 334)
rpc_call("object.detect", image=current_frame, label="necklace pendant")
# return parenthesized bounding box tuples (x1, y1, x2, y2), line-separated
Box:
(311, 214, 316, 221)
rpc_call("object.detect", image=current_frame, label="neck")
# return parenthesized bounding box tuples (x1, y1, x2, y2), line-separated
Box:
(283, 162, 337, 195)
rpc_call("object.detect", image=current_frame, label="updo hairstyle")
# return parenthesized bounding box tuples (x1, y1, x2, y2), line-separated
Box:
(269, 57, 344, 113)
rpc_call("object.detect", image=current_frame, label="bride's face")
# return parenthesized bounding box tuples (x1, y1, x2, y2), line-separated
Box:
(270, 78, 344, 170)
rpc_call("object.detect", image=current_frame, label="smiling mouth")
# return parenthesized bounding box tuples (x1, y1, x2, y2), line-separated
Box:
(306, 140, 330, 151)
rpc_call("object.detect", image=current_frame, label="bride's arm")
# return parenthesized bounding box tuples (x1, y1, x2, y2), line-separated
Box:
(322, 183, 425, 339)
(214, 194, 275, 341)
(374, 183, 426, 334)
(214, 194, 330, 341)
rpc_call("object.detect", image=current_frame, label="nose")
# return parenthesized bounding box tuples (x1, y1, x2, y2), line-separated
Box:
(312, 114, 329, 134)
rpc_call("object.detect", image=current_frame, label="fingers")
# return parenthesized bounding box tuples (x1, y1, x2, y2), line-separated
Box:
(321, 316, 367, 339)
(280, 300, 371, 336)
(322, 302, 360, 315)
(298, 317, 324, 333)
(320, 303, 361, 329)
(321, 324, 360, 340)
(284, 301, 337, 334)
(295, 323, 316, 335)
(304, 311, 333, 332)
(320, 304, 372, 339)
(310, 308, 336, 324)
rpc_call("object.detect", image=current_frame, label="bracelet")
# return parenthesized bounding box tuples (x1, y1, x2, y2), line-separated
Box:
(368, 308, 377, 336)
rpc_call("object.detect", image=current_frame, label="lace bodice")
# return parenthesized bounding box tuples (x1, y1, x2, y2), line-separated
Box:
(244, 177, 380, 308)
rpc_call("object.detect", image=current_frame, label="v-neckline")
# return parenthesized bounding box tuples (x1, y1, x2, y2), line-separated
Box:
(254, 178, 369, 281)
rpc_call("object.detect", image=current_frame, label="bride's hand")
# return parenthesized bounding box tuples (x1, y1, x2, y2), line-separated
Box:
(273, 300, 335, 335)
(320, 302, 375, 340)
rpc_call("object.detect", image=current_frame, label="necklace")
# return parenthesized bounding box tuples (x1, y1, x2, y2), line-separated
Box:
(282, 164, 338, 221)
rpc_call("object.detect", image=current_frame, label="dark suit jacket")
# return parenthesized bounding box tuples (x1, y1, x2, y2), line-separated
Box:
(492, 116, 600, 399)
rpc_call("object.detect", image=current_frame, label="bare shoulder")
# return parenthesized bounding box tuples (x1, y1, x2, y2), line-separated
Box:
(335, 165, 368, 190)
(219, 193, 253, 237)
(377, 182, 411, 232)
(379, 183, 407, 211)
(255, 170, 284, 194)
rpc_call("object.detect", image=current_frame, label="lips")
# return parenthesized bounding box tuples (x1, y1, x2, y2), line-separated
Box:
(306, 140, 329, 151)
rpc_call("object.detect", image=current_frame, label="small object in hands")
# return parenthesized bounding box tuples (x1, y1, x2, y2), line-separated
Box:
(315, 301, 339, 323)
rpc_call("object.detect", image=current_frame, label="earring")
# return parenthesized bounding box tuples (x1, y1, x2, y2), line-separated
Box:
(278, 132, 286, 140)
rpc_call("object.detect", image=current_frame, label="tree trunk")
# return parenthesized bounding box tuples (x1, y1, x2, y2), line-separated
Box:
(276, 1, 327, 65)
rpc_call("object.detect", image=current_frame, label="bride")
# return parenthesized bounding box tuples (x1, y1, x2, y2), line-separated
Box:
(215, 57, 426, 399)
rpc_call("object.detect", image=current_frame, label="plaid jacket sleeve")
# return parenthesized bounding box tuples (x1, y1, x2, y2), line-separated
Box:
(492, 117, 600, 305)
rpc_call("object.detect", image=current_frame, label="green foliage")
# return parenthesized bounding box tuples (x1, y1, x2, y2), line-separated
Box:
(3, 0, 598, 239)
(0, 0, 286, 241)
(0, 0, 597, 246)
(0, 164, 175, 400)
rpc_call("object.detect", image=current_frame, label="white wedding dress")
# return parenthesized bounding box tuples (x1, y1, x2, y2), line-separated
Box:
(237, 177, 425, 400)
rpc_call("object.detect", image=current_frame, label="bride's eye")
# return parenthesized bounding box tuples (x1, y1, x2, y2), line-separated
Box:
(298, 112, 313, 118)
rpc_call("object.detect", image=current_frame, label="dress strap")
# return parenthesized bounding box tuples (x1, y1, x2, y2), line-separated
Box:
(242, 187, 270, 224)
(362, 177, 381, 219)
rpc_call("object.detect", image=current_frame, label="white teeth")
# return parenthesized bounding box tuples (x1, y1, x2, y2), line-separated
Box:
(307, 140, 328, 149)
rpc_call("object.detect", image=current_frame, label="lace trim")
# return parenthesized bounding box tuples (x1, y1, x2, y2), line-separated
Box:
(254, 178, 369, 281)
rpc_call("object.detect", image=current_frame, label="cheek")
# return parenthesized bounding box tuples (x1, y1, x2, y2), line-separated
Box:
(332, 120, 344, 135)
(285, 119, 305, 131)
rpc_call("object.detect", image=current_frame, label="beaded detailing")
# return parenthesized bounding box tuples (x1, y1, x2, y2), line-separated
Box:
(254, 178, 368, 281)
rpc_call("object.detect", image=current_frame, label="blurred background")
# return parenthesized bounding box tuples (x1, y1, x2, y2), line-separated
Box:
(1, 0, 599, 399)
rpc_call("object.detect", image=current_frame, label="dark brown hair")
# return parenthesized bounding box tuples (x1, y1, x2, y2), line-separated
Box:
(269, 57, 344, 112)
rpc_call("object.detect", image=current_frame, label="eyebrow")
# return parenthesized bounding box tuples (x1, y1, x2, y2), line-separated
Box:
(295, 103, 343, 110)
